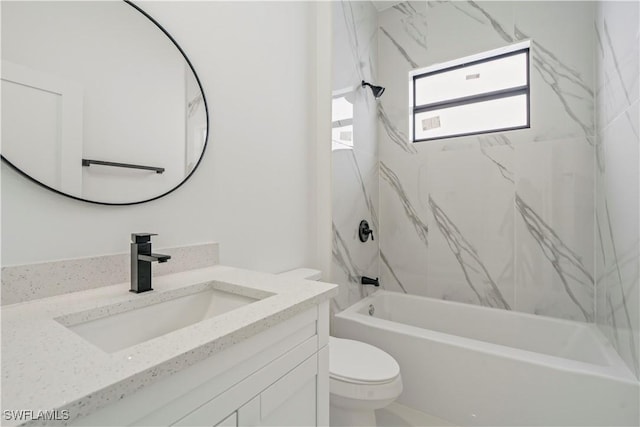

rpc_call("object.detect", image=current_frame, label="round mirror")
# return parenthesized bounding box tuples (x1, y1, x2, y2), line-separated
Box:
(1, 1, 208, 205)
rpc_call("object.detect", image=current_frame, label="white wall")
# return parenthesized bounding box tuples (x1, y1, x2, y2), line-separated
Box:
(1, 1, 324, 274)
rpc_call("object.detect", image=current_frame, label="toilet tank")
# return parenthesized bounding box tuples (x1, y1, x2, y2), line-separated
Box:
(278, 268, 322, 281)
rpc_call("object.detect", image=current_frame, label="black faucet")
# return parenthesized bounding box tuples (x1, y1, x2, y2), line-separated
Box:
(361, 276, 380, 287)
(130, 233, 171, 293)
(359, 220, 375, 242)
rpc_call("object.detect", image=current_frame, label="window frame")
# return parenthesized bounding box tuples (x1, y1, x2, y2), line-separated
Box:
(411, 45, 531, 143)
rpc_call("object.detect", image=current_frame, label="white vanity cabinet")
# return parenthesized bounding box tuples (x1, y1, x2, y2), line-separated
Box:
(72, 301, 330, 427)
(241, 348, 323, 427)
(180, 348, 324, 427)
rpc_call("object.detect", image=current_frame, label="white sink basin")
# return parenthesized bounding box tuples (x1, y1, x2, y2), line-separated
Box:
(63, 286, 260, 353)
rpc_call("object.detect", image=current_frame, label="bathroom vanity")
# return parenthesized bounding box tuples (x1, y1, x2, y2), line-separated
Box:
(1, 266, 337, 426)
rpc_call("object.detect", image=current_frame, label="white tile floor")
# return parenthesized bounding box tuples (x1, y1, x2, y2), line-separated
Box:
(376, 402, 457, 427)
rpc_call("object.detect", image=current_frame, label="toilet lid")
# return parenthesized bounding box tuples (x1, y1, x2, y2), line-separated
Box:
(329, 337, 400, 384)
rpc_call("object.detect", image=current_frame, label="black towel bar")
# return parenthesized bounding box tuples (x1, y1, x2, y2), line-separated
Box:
(81, 159, 164, 174)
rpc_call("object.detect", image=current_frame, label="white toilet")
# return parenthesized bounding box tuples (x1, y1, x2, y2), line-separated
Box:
(278, 269, 403, 426)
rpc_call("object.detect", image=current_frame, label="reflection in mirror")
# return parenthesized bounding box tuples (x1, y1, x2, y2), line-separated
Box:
(1, 1, 208, 205)
(332, 88, 354, 151)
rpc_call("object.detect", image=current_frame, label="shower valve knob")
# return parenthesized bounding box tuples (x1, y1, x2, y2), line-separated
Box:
(359, 220, 374, 242)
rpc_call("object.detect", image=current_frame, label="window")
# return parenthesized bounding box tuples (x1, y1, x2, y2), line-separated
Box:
(410, 41, 530, 142)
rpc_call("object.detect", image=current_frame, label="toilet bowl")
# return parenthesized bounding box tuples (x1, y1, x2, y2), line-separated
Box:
(278, 269, 403, 426)
(328, 336, 402, 426)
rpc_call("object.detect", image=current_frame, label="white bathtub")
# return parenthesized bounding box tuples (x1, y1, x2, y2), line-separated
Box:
(333, 290, 639, 426)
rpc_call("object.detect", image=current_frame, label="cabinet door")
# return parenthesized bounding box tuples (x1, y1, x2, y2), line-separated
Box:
(238, 354, 318, 426)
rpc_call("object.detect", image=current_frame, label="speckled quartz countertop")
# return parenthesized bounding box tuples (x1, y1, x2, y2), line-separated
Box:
(1, 265, 338, 426)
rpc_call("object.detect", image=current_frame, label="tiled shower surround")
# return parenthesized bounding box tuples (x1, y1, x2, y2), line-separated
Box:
(330, 0, 639, 378)
(594, 1, 640, 377)
(378, 0, 596, 321)
(331, 0, 380, 312)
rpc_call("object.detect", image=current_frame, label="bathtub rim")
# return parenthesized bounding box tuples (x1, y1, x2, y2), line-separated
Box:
(335, 290, 637, 384)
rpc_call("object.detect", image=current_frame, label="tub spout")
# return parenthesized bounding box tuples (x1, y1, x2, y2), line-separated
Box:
(361, 276, 380, 287)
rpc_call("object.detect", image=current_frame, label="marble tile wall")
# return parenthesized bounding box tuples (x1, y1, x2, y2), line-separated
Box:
(378, 1, 598, 321)
(330, 1, 380, 313)
(594, 1, 640, 378)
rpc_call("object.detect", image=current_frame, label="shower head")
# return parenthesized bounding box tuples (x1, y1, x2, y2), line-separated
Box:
(361, 80, 385, 99)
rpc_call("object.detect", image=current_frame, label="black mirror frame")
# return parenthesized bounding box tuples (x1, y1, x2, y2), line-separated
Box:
(0, 0, 209, 206)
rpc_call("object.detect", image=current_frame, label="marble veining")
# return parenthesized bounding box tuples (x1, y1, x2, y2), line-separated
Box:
(347, 149, 379, 227)
(391, 2, 427, 51)
(516, 194, 593, 321)
(602, 198, 639, 373)
(515, 27, 595, 141)
(597, 219, 640, 376)
(380, 162, 429, 247)
(331, 221, 378, 313)
(331, 0, 379, 313)
(596, 76, 639, 380)
(595, 1, 639, 131)
(380, 250, 408, 293)
(1, 266, 337, 426)
(597, 201, 639, 376)
(594, 0, 639, 378)
(596, 193, 639, 376)
(478, 135, 514, 184)
(464, 1, 513, 43)
(332, 224, 363, 291)
(378, 105, 417, 155)
(331, 145, 378, 312)
(429, 195, 510, 310)
(379, 26, 419, 68)
(602, 21, 632, 107)
(340, 0, 378, 85)
(378, 0, 596, 324)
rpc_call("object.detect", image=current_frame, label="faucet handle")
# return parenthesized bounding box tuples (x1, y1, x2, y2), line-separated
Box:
(131, 233, 158, 244)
